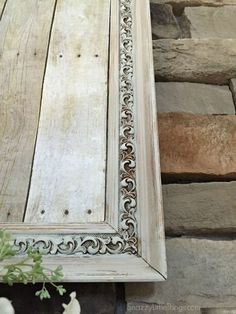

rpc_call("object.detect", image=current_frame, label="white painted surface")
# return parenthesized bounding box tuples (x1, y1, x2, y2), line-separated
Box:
(0, 0, 56, 222)
(25, 0, 111, 224)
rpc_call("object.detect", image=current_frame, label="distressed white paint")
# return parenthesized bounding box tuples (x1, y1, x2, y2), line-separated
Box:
(25, 0, 111, 224)
(134, 0, 167, 277)
(106, 0, 120, 229)
(1, 0, 166, 282)
(0, 0, 5, 17)
(0, 0, 56, 222)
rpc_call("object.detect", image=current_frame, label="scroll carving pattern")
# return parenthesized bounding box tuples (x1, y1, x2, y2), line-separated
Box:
(13, 0, 138, 256)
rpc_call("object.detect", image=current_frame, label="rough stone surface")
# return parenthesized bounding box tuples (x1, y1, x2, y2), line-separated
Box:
(151, 3, 181, 39)
(230, 79, 236, 107)
(202, 310, 236, 314)
(151, 0, 236, 9)
(126, 238, 236, 307)
(126, 302, 201, 313)
(153, 39, 236, 84)
(185, 6, 236, 38)
(163, 182, 236, 235)
(156, 82, 235, 114)
(176, 13, 191, 37)
(158, 112, 236, 182)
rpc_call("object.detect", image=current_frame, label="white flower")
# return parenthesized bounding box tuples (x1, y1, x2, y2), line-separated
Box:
(0, 298, 15, 314)
(62, 292, 81, 314)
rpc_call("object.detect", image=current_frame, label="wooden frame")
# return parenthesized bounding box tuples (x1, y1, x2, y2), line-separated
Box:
(0, 0, 167, 282)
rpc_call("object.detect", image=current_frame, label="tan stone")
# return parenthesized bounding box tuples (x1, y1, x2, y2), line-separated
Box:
(163, 182, 236, 235)
(158, 112, 236, 182)
(126, 238, 236, 307)
(156, 82, 235, 114)
(153, 39, 236, 84)
(126, 302, 201, 313)
(185, 6, 236, 38)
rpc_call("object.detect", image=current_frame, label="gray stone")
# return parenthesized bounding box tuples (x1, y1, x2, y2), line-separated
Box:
(126, 302, 201, 313)
(202, 310, 236, 314)
(151, 0, 236, 8)
(151, 3, 181, 39)
(154, 39, 236, 84)
(230, 79, 236, 107)
(156, 82, 235, 114)
(185, 6, 236, 38)
(126, 238, 236, 307)
(176, 13, 191, 38)
(163, 182, 236, 235)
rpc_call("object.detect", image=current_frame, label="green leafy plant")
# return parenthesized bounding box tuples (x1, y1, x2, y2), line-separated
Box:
(0, 229, 66, 300)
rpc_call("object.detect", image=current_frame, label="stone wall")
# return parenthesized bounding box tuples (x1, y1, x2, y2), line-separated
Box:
(1, 2, 236, 313)
(126, 0, 236, 313)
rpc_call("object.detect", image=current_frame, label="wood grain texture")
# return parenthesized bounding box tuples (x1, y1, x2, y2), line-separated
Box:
(134, 0, 167, 278)
(1, 0, 166, 282)
(25, 0, 111, 224)
(0, 0, 5, 17)
(106, 0, 120, 229)
(0, 0, 56, 222)
(1, 255, 165, 282)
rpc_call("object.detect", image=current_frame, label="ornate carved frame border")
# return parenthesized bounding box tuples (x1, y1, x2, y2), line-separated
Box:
(0, 0, 167, 282)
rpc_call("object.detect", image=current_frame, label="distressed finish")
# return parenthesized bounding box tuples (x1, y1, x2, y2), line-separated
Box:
(0, 0, 56, 222)
(0, 0, 5, 16)
(25, 0, 110, 224)
(0, 0, 166, 281)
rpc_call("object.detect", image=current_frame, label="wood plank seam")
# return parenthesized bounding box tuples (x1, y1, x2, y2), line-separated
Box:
(22, 0, 58, 222)
(0, 0, 7, 21)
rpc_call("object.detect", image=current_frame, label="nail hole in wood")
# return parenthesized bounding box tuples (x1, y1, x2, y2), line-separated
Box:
(87, 209, 92, 215)
(41, 210, 45, 215)
(17, 52, 20, 56)
(95, 54, 99, 58)
(77, 54, 81, 58)
(7, 212, 10, 217)
(59, 54, 63, 58)
(64, 209, 69, 215)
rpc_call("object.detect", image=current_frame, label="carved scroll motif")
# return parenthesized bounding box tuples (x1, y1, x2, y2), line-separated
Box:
(13, 0, 138, 256)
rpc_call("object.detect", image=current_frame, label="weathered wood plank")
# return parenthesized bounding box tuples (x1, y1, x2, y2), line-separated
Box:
(106, 0, 120, 229)
(0, 0, 5, 17)
(126, 238, 236, 307)
(0, 0, 56, 222)
(25, 0, 111, 223)
(163, 182, 236, 235)
(134, 0, 167, 278)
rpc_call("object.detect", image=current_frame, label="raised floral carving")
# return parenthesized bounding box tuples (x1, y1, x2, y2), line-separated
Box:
(13, 0, 137, 256)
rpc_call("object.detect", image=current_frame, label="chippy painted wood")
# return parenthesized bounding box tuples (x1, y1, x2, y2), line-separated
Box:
(1, 0, 166, 282)
(25, 0, 111, 224)
(106, 0, 120, 229)
(134, 0, 167, 278)
(0, 0, 56, 223)
(0, 0, 5, 17)
(1, 222, 115, 234)
(1, 255, 165, 282)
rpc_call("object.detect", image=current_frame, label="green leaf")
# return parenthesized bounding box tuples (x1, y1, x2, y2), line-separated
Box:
(0, 228, 66, 301)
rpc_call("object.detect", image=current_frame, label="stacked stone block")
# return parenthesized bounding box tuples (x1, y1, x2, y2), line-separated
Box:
(126, 1, 236, 312)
